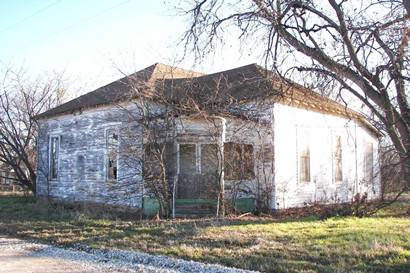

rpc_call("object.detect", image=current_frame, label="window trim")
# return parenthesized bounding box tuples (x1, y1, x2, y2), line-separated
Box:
(200, 143, 220, 175)
(177, 143, 199, 174)
(223, 142, 255, 181)
(105, 127, 120, 181)
(332, 134, 343, 183)
(176, 142, 255, 180)
(48, 135, 60, 181)
(363, 140, 374, 183)
(297, 127, 311, 184)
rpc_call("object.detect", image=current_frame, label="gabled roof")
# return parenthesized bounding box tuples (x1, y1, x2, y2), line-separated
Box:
(35, 63, 380, 136)
(157, 63, 274, 102)
(35, 63, 203, 119)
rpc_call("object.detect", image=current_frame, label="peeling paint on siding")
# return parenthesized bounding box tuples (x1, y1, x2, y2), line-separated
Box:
(36, 101, 380, 211)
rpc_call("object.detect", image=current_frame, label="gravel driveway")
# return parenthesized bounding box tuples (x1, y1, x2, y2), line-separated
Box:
(0, 236, 258, 273)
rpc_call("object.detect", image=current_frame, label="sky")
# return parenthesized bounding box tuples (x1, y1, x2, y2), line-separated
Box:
(0, 0, 258, 96)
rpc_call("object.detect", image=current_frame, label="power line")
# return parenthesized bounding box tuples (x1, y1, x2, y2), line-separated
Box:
(0, 0, 63, 34)
(23, 0, 132, 49)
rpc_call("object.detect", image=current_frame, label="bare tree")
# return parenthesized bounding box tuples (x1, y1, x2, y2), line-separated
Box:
(135, 101, 176, 218)
(181, 0, 410, 189)
(119, 67, 277, 217)
(0, 65, 67, 193)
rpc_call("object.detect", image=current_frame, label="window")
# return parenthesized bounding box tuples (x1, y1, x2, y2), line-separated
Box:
(179, 144, 197, 174)
(49, 136, 59, 180)
(298, 130, 310, 183)
(144, 143, 162, 180)
(106, 129, 119, 180)
(364, 141, 374, 182)
(201, 144, 218, 175)
(144, 142, 175, 178)
(334, 135, 343, 182)
(175, 142, 254, 179)
(0, 171, 5, 184)
(224, 142, 254, 180)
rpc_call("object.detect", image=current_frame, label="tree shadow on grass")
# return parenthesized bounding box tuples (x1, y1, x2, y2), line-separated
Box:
(1, 196, 409, 273)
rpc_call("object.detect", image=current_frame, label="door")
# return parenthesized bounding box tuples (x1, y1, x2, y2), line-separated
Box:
(177, 144, 199, 199)
(177, 143, 219, 199)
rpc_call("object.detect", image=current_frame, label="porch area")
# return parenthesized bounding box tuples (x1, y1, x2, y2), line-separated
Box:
(142, 115, 273, 217)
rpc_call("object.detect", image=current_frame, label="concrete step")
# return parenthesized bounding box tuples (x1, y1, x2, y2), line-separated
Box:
(174, 205, 216, 218)
(174, 211, 215, 218)
(173, 199, 218, 217)
(175, 204, 216, 210)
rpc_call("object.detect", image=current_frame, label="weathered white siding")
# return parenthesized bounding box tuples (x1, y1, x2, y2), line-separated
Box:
(36, 104, 145, 207)
(273, 104, 380, 209)
(36, 99, 380, 212)
(173, 117, 274, 203)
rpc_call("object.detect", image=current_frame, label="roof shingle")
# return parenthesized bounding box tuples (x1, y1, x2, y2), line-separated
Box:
(34, 63, 380, 136)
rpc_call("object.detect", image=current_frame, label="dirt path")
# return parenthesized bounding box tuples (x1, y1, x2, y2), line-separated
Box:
(0, 237, 135, 273)
(0, 236, 258, 273)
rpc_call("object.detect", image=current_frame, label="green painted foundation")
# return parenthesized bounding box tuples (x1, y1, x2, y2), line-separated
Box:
(232, 198, 256, 213)
(143, 197, 161, 216)
(143, 197, 255, 216)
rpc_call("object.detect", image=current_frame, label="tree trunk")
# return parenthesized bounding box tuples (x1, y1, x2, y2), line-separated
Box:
(159, 202, 168, 218)
(219, 190, 225, 217)
(400, 153, 410, 191)
(29, 174, 37, 194)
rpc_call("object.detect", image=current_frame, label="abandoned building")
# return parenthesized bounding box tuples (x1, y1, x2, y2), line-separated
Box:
(35, 63, 381, 216)
(0, 164, 20, 193)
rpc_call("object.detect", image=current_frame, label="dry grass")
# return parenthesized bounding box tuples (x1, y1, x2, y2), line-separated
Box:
(0, 196, 409, 273)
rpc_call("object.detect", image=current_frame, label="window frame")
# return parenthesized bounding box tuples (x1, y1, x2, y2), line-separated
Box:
(200, 143, 219, 175)
(297, 128, 311, 184)
(48, 135, 60, 181)
(223, 142, 255, 181)
(1, 171, 5, 184)
(333, 134, 343, 183)
(105, 127, 120, 181)
(176, 142, 255, 180)
(363, 140, 374, 183)
(177, 143, 199, 175)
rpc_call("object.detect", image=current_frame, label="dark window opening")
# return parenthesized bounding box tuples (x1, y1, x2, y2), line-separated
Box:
(201, 144, 218, 175)
(224, 142, 254, 180)
(179, 144, 196, 174)
(49, 136, 59, 180)
(144, 142, 175, 180)
(107, 129, 119, 180)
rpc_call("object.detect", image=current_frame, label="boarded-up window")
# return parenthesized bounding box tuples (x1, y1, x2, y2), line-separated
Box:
(179, 144, 197, 174)
(334, 135, 343, 182)
(298, 130, 310, 182)
(201, 144, 218, 175)
(49, 136, 59, 180)
(224, 142, 254, 180)
(364, 141, 374, 182)
(107, 129, 119, 180)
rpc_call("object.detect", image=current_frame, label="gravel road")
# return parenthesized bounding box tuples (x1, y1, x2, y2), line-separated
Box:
(0, 236, 259, 273)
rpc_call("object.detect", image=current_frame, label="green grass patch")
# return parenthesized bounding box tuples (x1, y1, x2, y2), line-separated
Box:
(0, 196, 409, 272)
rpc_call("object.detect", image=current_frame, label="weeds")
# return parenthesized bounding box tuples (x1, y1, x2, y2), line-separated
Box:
(0, 196, 409, 272)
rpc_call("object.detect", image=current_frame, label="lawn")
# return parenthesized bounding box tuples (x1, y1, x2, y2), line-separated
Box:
(0, 196, 409, 273)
